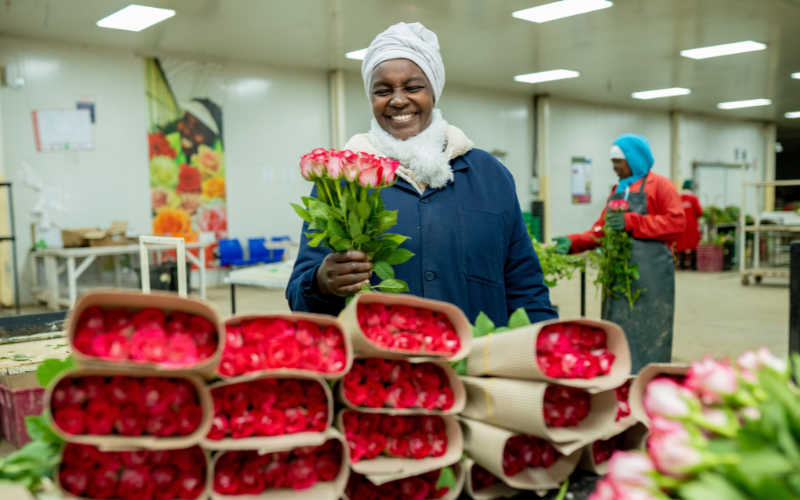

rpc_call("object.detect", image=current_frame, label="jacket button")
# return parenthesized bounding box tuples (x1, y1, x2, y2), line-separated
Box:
(425, 271, 435, 281)
(421, 198, 431, 204)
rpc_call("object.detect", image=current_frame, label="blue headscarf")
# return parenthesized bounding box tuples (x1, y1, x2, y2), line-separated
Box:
(614, 134, 654, 193)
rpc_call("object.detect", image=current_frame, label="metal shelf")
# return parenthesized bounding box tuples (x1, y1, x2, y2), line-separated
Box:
(743, 225, 800, 233)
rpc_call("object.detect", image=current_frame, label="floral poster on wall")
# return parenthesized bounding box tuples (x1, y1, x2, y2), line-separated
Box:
(145, 57, 227, 242)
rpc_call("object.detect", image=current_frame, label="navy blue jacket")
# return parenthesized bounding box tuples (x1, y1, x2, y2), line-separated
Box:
(285, 148, 558, 327)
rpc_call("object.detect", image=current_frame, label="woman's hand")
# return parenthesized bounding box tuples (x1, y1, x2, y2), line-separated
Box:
(316, 250, 373, 297)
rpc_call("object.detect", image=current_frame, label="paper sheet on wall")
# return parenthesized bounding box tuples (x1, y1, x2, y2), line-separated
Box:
(571, 156, 592, 204)
(32, 109, 93, 152)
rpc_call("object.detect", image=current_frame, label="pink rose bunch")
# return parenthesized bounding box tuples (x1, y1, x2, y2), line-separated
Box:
(72, 306, 218, 368)
(589, 451, 661, 500)
(345, 469, 452, 500)
(213, 440, 343, 494)
(608, 199, 630, 212)
(342, 412, 449, 463)
(470, 463, 500, 493)
(300, 148, 399, 189)
(51, 375, 202, 438)
(536, 322, 615, 379)
(502, 435, 562, 477)
(543, 386, 591, 427)
(207, 378, 328, 440)
(615, 379, 632, 421)
(218, 319, 347, 377)
(592, 433, 626, 465)
(59, 444, 207, 500)
(357, 303, 461, 356)
(343, 359, 455, 411)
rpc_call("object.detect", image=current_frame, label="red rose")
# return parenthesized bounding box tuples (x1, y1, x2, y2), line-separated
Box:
(358, 303, 388, 327)
(386, 381, 418, 409)
(364, 325, 394, 348)
(54, 407, 85, 435)
(263, 461, 287, 489)
(166, 311, 191, 333)
(142, 377, 177, 414)
(214, 468, 241, 495)
(414, 307, 435, 329)
(471, 464, 498, 491)
(85, 401, 119, 435)
(380, 415, 408, 438)
(320, 325, 344, 349)
(315, 453, 340, 483)
(249, 378, 278, 410)
(175, 446, 206, 472)
(150, 466, 180, 500)
(88, 467, 119, 499)
(439, 331, 461, 354)
(109, 377, 144, 407)
(73, 330, 94, 355)
(165, 333, 199, 367)
(224, 383, 251, 413)
(366, 432, 387, 460)
(342, 410, 359, 435)
(399, 477, 430, 500)
(267, 338, 302, 368)
(416, 390, 439, 411)
(146, 410, 178, 437)
(378, 481, 400, 500)
(383, 435, 407, 456)
(324, 347, 347, 374)
(218, 357, 237, 377)
(285, 407, 308, 434)
(422, 328, 444, 353)
(307, 404, 329, 432)
(276, 379, 304, 409)
(234, 346, 265, 374)
(502, 447, 525, 477)
(175, 471, 205, 500)
(388, 305, 415, 329)
(240, 465, 265, 495)
(177, 405, 202, 436)
(82, 376, 109, 401)
(541, 441, 560, 468)
(392, 334, 422, 352)
(80, 306, 105, 330)
(388, 360, 412, 384)
(304, 380, 327, 404)
(129, 328, 168, 363)
(240, 318, 268, 342)
(360, 412, 381, 433)
(105, 308, 132, 331)
(364, 358, 392, 381)
(255, 408, 286, 436)
(435, 386, 455, 411)
(62, 444, 101, 468)
(364, 380, 388, 408)
(598, 352, 616, 375)
(51, 378, 87, 409)
(91, 332, 129, 360)
(300, 345, 323, 371)
(407, 432, 433, 459)
(287, 457, 317, 490)
(176, 164, 202, 194)
(172, 379, 199, 407)
(151, 450, 173, 466)
(412, 363, 444, 391)
(344, 383, 367, 406)
(60, 467, 89, 496)
(119, 467, 153, 500)
(295, 320, 321, 346)
(230, 409, 256, 439)
(420, 416, 445, 435)
(133, 308, 166, 329)
(121, 450, 151, 468)
(225, 325, 244, 349)
(430, 432, 448, 458)
(347, 434, 368, 463)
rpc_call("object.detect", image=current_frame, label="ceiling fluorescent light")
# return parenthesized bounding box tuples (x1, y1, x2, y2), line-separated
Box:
(514, 69, 580, 84)
(792, 73, 800, 79)
(346, 49, 368, 60)
(786, 112, 800, 119)
(680, 41, 766, 60)
(717, 99, 771, 109)
(632, 88, 691, 100)
(97, 4, 175, 32)
(513, 0, 613, 23)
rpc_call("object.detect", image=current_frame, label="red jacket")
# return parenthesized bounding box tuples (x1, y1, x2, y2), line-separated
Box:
(568, 172, 686, 253)
(675, 192, 702, 252)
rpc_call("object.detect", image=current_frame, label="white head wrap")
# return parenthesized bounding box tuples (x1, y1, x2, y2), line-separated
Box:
(610, 144, 626, 160)
(361, 22, 445, 104)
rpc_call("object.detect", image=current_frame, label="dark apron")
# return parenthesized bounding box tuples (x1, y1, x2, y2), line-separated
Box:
(601, 174, 675, 373)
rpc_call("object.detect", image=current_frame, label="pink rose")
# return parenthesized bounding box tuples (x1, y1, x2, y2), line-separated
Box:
(91, 332, 129, 360)
(198, 205, 228, 240)
(685, 356, 738, 404)
(606, 451, 656, 489)
(129, 328, 168, 363)
(643, 378, 693, 419)
(647, 432, 702, 478)
(165, 333, 199, 367)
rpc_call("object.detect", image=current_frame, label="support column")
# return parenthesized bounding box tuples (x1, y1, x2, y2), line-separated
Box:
(670, 111, 682, 187)
(764, 122, 777, 211)
(535, 95, 551, 241)
(329, 69, 347, 150)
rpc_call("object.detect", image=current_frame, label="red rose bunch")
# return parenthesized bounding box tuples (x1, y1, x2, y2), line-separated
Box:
(51, 375, 202, 437)
(543, 386, 592, 427)
(59, 443, 207, 500)
(615, 380, 632, 421)
(72, 306, 218, 368)
(470, 463, 500, 493)
(207, 378, 329, 440)
(345, 469, 452, 500)
(213, 440, 343, 494)
(536, 322, 615, 379)
(342, 412, 449, 463)
(592, 433, 626, 465)
(357, 303, 461, 356)
(502, 435, 562, 477)
(218, 319, 347, 377)
(343, 359, 455, 411)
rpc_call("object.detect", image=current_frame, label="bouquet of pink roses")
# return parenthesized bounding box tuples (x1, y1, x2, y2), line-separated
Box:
(590, 348, 800, 500)
(292, 148, 413, 293)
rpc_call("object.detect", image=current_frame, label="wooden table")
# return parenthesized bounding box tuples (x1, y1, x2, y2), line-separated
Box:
(223, 259, 296, 313)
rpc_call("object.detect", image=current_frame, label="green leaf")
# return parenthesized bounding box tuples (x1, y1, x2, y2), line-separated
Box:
(386, 248, 414, 265)
(353, 235, 370, 245)
(381, 234, 409, 246)
(327, 218, 348, 238)
(435, 466, 456, 493)
(290, 203, 313, 222)
(307, 231, 328, 248)
(348, 212, 362, 239)
(373, 261, 394, 280)
(474, 312, 495, 337)
(450, 359, 467, 376)
(358, 200, 371, 220)
(36, 356, 75, 388)
(678, 472, 749, 500)
(494, 327, 509, 332)
(314, 217, 328, 230)
(375, 278, 409, 294)
(377, 211, 398, 232)
(508, 308, 531, 330)
(24, 416, 62, 445)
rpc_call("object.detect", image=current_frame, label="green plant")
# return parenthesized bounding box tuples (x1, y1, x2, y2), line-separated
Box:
(589, 219, 643, 310)
(531, 236, 586, 288)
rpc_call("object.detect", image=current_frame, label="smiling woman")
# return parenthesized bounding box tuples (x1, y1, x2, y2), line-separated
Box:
(287, 22, 558, 327)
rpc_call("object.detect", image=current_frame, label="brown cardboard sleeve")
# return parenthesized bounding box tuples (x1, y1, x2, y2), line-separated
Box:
(465, 318, 631, 391)
(338, 358, 466, 416)
(56, 444, 212, 500)
(45, 368, 213, 450)
(209, 428, 349, 500)
(201, 372, 334, 450)
(345, 463, 465, 499)
(459, 417, 580, 491)
(459, 377, 616, 455)
(336, 410, 464, 478)
(578, 422, 648, 475)
(629, 363, 689, 426)
(337, 293, 472, 362)
(599, 376, 638, 440)
(222, 313, 353, 380)
(67, 290, 225, 377)
(461, 457, 520, 500)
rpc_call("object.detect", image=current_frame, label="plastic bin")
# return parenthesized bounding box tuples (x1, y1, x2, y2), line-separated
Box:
(0, 382, 45, 448)
(697, 244, 724, 273)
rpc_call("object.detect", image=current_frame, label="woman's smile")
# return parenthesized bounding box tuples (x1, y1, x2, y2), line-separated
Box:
(389, 113, 417, 122)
